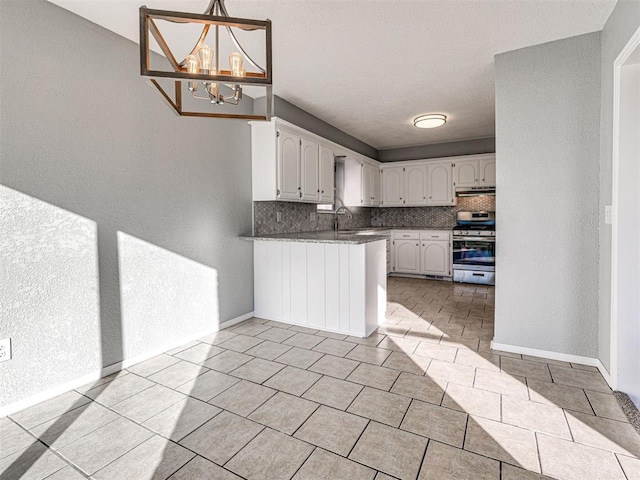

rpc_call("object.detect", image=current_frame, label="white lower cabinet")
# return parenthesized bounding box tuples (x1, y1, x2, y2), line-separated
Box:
(421, 241, 451, 276)
(392, 230, 451, 277)
(253, 240, 386, 337)
(393, 239, 421, 273)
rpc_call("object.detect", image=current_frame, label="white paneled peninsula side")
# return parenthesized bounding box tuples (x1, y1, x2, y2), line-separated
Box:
(244, 232, 387, 337)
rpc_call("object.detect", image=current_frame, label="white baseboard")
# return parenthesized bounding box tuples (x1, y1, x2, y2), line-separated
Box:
(0, 311, 254, 418)
(491, 341, 614, 389)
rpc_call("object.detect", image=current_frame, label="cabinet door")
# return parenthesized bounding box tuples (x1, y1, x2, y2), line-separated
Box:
(300, 138, 320, 202)
(277, 129, 301, 200)
(480, 158, 496, 187)
(360, 163, 371, 206)
(370, 165, 381, 206)
(427, 161, 454, 206)
(394, 239, 420, 273)
(381, 166, 404, 207)
(361, 163, 379, 206)
(319, 145, 335, 203)
(405, 164, 428, 206)
(421, 240, 450, 276)
(454, 159, 479, 188)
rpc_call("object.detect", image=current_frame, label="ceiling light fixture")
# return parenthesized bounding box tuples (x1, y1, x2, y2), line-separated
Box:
(413, 114, 447, 129)
(139, 0, 272, 120)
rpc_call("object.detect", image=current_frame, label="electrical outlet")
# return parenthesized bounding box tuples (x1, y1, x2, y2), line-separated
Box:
(0, 338, 11, 363)
(276, 211, 282, 223)
(605, 205, 613, 225)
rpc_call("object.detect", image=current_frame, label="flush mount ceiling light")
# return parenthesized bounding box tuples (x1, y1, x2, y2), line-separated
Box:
(413, 114, 447, 129)
(140, 0, 272, 120)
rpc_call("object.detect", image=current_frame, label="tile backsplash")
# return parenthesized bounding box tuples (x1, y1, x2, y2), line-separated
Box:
(370, 197, 496, 228)
(254, 201, 371, 235)
(253, 196, 495, 235)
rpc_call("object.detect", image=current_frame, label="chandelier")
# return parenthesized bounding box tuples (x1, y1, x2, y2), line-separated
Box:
(139, 0, 272, 120)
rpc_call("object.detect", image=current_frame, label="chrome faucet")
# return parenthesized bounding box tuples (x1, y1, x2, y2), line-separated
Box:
(333, 206, 353, 231)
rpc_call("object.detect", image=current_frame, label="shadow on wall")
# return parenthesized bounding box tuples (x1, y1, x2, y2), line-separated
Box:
(0, 185, 224, 477)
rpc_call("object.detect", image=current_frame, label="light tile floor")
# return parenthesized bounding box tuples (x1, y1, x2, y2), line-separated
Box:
(3, 278, 640, 479)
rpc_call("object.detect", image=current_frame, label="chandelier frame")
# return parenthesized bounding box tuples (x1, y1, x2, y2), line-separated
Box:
(139, 4, 272, 120)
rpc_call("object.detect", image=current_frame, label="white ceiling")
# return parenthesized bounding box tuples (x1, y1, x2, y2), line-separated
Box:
(49, 0, 615, 150)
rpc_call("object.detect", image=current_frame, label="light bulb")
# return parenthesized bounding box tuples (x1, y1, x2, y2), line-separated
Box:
(185, 55, 200, 74)
(185, 55, 200, 92)
(229, 52, 245, 77)
(198, 45, 214, 73)
(208, 68, 219, 102)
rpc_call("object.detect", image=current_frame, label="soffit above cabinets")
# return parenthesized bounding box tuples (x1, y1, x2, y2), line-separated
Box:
(48, 0, 615, 149)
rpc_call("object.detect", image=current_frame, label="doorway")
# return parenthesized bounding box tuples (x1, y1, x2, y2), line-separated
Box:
(611, 26, 640, 406)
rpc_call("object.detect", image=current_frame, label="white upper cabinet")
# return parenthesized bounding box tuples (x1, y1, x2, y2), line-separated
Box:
(454, 159, 479, 188)
(427, 161, 454, 206)
(362, 163, 380, 206)
(371, 165, 380, 206)
(382, 160, 454, 207)
(381, 166, 404, 206)
(452, 154, 496, 190)
(319, 145, 335, 203)
(344, 157, 381, 207)
(480, 157, 496, 186)
(251, 119, 340, 203)
(405, 164, 428, 206)
(301, 138, 320, 202)
(277, 128, 301, 201)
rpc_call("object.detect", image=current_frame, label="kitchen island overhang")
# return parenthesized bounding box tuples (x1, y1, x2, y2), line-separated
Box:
(241, 232, 387, 337)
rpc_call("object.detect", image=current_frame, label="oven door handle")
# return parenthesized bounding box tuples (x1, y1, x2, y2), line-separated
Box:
(453, 237, 495, 242)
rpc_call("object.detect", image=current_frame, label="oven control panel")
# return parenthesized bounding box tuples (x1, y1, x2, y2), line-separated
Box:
(453, 230, 495, 237)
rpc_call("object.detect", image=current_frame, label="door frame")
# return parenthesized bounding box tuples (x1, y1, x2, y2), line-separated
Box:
(610, 24, 640, 391)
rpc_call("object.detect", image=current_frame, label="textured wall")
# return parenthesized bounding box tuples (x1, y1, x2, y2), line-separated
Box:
(0, 0, 253, 408)
(494, 32, 601, 357)
(370, 197, 496, 228)
(598, 1, 640, 372)
(378, 138, 496, 163)
(254, 202, 371, 235)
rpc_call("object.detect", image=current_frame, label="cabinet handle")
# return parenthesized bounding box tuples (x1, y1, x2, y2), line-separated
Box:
(429, 196, 432, 199)
(483, 178, 485, 181)
(416, 243, 419, 246)
(321, 190, 324, 193)
(423, 196, 426, 199)
(299, 192, 302, 198)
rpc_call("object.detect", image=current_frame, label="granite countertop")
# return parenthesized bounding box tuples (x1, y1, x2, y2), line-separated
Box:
(240, 230, 390, 244)
(241, 226, 453, 244)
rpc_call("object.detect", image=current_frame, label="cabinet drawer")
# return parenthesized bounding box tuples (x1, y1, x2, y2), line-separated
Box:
(420, 231, 450, 241)
(393, 231, 420, 240)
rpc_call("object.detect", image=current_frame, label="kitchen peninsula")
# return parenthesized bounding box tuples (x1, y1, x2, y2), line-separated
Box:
(242, 231, 387, 337)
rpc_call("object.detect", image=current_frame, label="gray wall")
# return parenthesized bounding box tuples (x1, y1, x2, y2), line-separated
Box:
(255, 96, 379, 159)
(494, 32, 601, 357)
(0, 0, 254, 409)
(378, 137, 495, 162)
(598, 0, 640, 372)
(255, 96, 494, 163)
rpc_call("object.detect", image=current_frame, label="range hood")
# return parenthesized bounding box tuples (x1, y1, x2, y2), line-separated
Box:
(455, 186, 496, 197)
